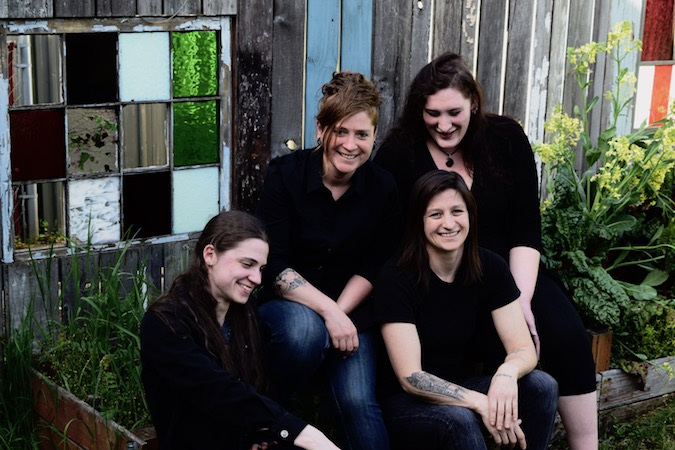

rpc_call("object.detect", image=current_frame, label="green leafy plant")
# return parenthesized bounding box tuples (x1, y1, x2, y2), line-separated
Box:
(534, 21, 675, 363)
(69, 114, 118, 172)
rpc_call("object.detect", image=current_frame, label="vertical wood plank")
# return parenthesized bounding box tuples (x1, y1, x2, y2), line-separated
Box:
(164, 0, 201, 16)
(372, 0, 413, 144)
(270, 0, 305, 158)
(432, 0, 464, 57)
(54, 0, 95, 17)
(5, 260, 59, 334)
(303, 0, 339, 148)
(409, 0, 431, 79)
(502, 0, 535, 124)
(162, 240, 195, 291)
(476, 0, 507, 114)
(234, 0, 273, 213)
(0, 25, 12, 263)
(545, 0, 571, 122)
(8, 0, 52, 18)
(341, 0, 372, 76)
(460, 0, 480, 71)
(203, 0, 236, 15)
(527, 0, 555, 143)
(96, 0, 136, 17)
(137, 0, 162, 16)
(588, 0, 612, 148)
(0, 0, 8, 19)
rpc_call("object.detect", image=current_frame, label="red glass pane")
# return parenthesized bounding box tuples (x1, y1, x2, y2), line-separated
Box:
(10, 109, 66, 182)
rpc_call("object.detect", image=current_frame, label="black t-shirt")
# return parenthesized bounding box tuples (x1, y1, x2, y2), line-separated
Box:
(373, 248, 520, 396)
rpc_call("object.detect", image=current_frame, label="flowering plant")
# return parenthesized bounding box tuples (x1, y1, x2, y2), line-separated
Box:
(535, 22, 675, 364)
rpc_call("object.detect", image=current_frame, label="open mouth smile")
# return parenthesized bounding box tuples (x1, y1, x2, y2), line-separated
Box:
(338, 151, 359, 160)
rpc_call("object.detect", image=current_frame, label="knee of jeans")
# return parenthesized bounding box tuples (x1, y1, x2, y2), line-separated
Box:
(262, 304, 328, 351)
(522, 370, 559, 405)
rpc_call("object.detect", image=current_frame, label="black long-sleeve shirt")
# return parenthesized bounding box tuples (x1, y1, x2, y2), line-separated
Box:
(140, 295, 306, 450)
(256, 147, 401, 329)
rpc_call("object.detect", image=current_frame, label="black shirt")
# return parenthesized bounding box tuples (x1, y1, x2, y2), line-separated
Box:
(373, 248, 520, 396)
(374, 115, 542, 261)
(140, 294, 306, 450)
(256, 147, 401, 329)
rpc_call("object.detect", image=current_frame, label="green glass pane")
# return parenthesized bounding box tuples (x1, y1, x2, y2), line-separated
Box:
(172, 31, 217, 98)
(173, 101, 218, 166)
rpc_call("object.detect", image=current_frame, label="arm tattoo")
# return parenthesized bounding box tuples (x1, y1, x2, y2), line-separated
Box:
(275, 268, 308, 294)
(406, 371, 466, 401)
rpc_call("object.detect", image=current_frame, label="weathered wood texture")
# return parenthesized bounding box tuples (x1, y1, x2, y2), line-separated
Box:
(233, 0, 273, 214)
(33, 370, 154, 450)
(597, 355, 675, 413)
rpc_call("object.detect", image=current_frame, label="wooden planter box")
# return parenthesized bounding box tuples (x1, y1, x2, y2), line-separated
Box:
(588, 329, 613, 373)
(32, 370, 157, 450)
(597, 354, 675, 421)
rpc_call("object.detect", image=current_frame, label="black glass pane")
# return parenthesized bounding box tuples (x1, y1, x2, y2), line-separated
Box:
(122, 171, 171, 238)
(66, 33, 118, 105)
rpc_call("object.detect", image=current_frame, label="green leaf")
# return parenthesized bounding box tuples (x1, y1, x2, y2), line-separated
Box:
(586, 96, 599, 113)
(573, 105, 581, 117)
(642, 269, 669, 287)
(607, 214, 637, 232)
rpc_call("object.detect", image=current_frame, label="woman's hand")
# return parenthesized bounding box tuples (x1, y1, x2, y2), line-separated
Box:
(475, 392, 527, 449)
(487, 364, 520, 432)
(323, 306, 359, 356)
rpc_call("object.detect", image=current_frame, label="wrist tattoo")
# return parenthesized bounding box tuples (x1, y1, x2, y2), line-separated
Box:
(494, 373, 513, 378)
(406, 371, 465, 401)
(275, 268, 307, 294)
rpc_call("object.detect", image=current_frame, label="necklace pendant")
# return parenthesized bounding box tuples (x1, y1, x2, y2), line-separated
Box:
(445, 157, 454, 168)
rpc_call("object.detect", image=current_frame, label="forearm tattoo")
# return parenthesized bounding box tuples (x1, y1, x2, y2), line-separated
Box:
(275, 268, 308, 294)
(406, 371, 466, 401)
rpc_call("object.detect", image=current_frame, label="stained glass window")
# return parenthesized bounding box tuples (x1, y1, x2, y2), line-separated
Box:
(5, 21, 228, 256)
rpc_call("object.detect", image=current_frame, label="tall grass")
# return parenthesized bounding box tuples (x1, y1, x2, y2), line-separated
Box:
(37, 242, 156, 430)
(0, 239, 157, 449)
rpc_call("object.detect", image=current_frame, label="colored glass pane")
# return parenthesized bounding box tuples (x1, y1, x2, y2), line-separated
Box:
(173, 101, 218, 166)
(13, 181, 66, 250)
(172, 31, 218, 98)
(10, 109, 66, 182)
(122, 171, 171, 238)
(69, 177, 121, 244)
(7, 34, 62, 107)
(122, 103, 168, 169)
(119, 33, 171, 102)
(68, 108, 119, 175)
(172, 167, 219, 233)
(66, 33, 117, 105)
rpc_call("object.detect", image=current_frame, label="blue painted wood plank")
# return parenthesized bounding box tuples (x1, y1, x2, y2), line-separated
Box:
(304, 0, 340, 148)
(341, 0, 373, 76)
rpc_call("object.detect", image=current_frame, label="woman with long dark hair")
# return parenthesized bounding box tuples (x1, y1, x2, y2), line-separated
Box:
(374, 170, 558, 449)
(374, 52, 598, 449)
(141, 210, 340, 450)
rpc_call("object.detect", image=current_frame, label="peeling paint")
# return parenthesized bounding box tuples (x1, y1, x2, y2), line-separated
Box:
(6, 21, 51, 33)
(91, 24, 121, 32)
(0, 76, 12, 263)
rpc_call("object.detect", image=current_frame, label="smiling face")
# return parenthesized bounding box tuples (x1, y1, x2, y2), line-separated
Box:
(318, 110, 376, 182)
(422, 87, 474, 152)
(423, 188, 469, 258)
(204, 238, 269, 311)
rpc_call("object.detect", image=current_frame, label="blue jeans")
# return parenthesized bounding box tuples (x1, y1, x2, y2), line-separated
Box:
(379, 370, 558, 450)
(258, 299, 390, 450)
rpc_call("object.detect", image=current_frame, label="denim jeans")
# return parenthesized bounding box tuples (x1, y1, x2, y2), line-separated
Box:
(379, 370, 558, 450)
(258, 299, 390, 450)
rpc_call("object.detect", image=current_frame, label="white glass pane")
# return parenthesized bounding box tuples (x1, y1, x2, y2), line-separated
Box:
(172, 167, 219, 234)
(69, 177, 121, 244)
(119, 33, 170, 102)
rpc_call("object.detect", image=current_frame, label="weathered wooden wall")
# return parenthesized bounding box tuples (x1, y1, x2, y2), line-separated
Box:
(0, 0, 649, 338)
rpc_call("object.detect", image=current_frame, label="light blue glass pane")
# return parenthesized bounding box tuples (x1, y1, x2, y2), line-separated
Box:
(172, 167, 219, 234)
(119, 33, 170, 101)
(68, 177, 121, 244)
(172, 31, 218, 98)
